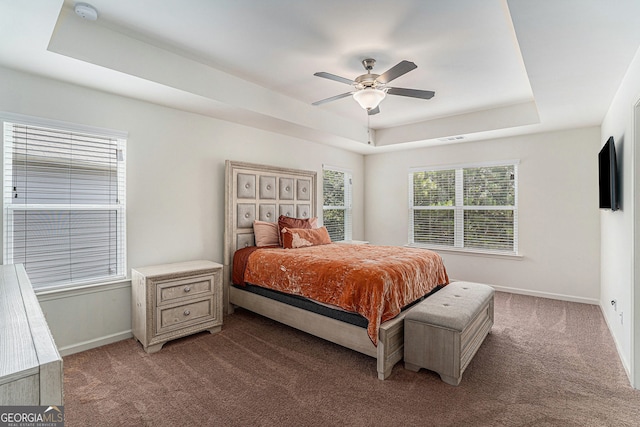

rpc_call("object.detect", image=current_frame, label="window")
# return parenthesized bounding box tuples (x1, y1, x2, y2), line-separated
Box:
(3, 115, 127, 289)
(409, 161, 518, 255)
(322, 166, 352, 242)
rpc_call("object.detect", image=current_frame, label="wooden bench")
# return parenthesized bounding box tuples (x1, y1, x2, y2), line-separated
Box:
(404, 281, 494, 385)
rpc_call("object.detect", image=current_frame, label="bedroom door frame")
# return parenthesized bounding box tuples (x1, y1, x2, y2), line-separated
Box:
(633, 97, 640, 389)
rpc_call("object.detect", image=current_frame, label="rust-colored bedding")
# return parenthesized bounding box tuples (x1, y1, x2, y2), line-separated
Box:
(237, 243, 449, 345)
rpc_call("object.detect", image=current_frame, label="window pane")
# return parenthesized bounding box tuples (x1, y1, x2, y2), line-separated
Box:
(4, 120, 126, 289)
(413, 170, 455, 206)
(464, 210, 514, 251)
(410, 162, 517, 254)
(463, 166, 515, 206)
(413, 209, 454, 246)
(323, 168, 351, 241)
(11, 210, 121, 288)
(12, 162, 118, 204)
(323, 169, 345, 206)
(323, 208, 345, 241)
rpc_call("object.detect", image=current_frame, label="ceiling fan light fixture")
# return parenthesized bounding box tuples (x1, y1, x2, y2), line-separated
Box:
(353, 88, 386, 111)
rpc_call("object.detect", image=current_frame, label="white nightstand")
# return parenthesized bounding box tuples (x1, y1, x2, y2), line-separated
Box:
(131, 260, 223, 353)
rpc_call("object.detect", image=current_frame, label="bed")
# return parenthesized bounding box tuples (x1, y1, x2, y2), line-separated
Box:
(223, 160, 449, 379)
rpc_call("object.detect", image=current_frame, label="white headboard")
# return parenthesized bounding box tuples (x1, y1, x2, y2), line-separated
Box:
(223, 160, 317, 309)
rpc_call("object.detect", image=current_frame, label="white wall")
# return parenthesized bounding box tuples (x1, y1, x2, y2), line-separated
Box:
(600, 45, 640, 388)
(0, 66, 365, 354)
(365, 128, 601, 303)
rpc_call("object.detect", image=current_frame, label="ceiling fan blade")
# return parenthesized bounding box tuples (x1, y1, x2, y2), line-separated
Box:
(376, 60, 417, 84)
(312, 92, 354, 106)
(313, 72, 355, 86)
(367, 106, 380, 115)
(387, 87, 435, 99)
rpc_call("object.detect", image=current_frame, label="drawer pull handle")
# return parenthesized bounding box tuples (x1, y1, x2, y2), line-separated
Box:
(184, 310, 191, 316)
(184, 286, 191, 293)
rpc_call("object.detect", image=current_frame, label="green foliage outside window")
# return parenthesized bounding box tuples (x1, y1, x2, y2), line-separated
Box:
(411, 164, 516, 253)
(323, 169, 348, 241)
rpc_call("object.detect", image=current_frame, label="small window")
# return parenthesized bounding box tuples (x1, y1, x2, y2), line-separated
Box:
(409, 161, 518, 255)
(3, 114, 127, 289)
(322, 166, 352, 242)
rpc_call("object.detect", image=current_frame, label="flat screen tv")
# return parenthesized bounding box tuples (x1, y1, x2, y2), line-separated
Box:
(598, 136, 619, 211)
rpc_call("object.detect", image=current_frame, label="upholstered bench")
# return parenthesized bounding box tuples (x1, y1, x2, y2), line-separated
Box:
(404, 281, 494, 385)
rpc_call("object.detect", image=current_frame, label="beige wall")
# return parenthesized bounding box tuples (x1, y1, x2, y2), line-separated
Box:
(365, 128, 601, 303)
(0, 66, 365, 354)
(0, 64, 624, 373)
(600, 44, 640, 387)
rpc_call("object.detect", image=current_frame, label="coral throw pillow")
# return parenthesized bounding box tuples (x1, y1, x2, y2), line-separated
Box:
(277, 215, 318, 245)
(281, 226, 332, 249)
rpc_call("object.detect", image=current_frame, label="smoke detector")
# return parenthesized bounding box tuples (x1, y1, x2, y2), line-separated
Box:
(74, 2, 98, 21)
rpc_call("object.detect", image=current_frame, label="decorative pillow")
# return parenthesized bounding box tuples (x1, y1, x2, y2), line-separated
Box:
(253, 220, 280, 247)
(278, 215, 317, 230)
(281, 226, 332, 249)
(277, 215, 318, 245)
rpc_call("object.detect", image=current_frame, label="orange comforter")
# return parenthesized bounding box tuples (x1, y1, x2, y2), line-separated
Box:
(241, 244, 449, 345)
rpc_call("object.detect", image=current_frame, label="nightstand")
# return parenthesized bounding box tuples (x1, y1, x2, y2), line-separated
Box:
(131, 260, 223, 353)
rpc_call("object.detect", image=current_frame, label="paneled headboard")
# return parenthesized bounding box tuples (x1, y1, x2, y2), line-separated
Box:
(223, 160, 317, 309)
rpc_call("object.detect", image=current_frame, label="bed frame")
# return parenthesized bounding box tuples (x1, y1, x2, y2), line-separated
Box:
(223, 160, 407, 380)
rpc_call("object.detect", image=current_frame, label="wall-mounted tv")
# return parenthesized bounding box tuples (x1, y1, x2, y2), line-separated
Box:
(598, 136, 619, 211)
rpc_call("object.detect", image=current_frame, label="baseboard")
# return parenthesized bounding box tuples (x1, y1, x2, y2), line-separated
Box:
(598, 303, 632, 381)
(483, 283, 599, 305)
(58, 330, 132, 357)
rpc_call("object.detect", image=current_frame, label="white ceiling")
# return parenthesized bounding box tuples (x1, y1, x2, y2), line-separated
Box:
(1, 0, 639, 154)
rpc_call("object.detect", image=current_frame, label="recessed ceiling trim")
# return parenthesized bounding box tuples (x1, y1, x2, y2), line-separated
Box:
(375, 100, 540, 147)
(47, 6, 372, 149)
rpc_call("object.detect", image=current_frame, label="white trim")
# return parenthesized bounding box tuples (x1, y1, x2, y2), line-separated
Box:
(409, 158, 520, 173)
(35, 277, 131, 301)
(632, 96, 640, 388)
(0, 111, 128, 139)
(56, 330, 133, 357)
(411, 244, 523, 259)
(485, 283, 599, 305)
(322, 164, 352, 174)
(600, 303, 632, 379)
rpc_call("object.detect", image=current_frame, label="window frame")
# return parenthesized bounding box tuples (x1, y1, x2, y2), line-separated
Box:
(322, 165, 353, 242)
(408, 160, 519, 256)
(2, 112, 127, 290)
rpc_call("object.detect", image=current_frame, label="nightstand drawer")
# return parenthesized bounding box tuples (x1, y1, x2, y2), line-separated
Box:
(157, 298, 214, 334)
(157, 275, 214, 305)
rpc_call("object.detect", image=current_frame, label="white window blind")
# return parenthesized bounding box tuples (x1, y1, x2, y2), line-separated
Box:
(322, 166, 352, 242)
(3, 118, 126, 289)
(409, 162, 518, 255)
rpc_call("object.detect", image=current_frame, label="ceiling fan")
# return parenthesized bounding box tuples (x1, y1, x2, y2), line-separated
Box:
(312, 58, 435, 115)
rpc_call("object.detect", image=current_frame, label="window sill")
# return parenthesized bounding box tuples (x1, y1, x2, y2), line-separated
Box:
(406, 244, 523, 260)
(334, 240, 369, 245)
(35, 277, 131, 302)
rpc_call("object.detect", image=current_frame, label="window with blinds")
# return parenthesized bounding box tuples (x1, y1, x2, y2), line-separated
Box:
(322, 167, 352, 242)
(3, 117, 127, 289)
(409, 162, 518, 255)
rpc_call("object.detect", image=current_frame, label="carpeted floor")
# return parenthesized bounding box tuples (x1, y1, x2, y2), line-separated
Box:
(63, 292, 640, 426)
